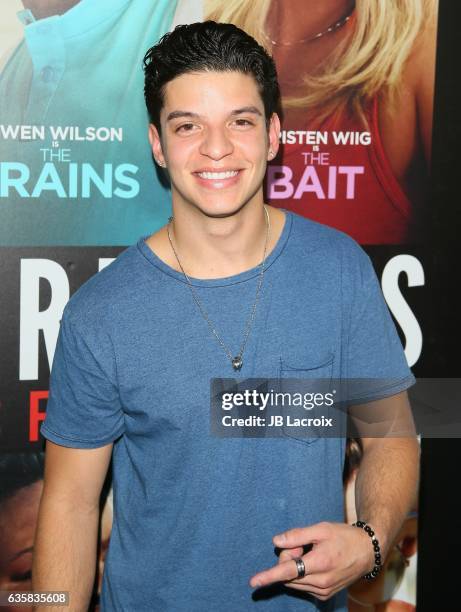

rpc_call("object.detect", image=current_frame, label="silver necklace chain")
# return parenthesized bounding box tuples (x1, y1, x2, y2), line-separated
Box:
(167, 206, 271, 371)
(263, 5, 354, 47)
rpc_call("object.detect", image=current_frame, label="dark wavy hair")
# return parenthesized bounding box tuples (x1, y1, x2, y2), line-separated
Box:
(143, 21, 280, 132)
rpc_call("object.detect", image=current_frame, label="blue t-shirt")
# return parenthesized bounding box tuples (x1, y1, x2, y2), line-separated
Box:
(41, 211, 415, 611)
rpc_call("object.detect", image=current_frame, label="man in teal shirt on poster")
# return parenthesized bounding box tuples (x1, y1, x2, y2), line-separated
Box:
(0, 0, 201, 246)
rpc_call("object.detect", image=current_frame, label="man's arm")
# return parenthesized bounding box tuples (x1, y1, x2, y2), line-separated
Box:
(354, 396, 420, 559)
(249, 391, 419, 601)
(32, 440, 113, 612)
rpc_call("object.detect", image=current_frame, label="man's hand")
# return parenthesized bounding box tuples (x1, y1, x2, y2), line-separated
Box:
(249, 522, 376, 602)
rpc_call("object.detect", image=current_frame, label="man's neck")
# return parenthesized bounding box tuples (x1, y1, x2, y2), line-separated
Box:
(147, 204, 286, 280)
(172, 203, 269, 279)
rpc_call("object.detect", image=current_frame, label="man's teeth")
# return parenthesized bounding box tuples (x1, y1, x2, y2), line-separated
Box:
(197, 170, 239, 179)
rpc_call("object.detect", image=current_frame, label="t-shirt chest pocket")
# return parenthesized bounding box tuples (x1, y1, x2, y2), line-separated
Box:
(278, 352, 335, 445)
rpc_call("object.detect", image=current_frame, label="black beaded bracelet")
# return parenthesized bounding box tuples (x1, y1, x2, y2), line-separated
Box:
(352, 520, 382, 580)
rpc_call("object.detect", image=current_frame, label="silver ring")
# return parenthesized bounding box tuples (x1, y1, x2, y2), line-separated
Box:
(294, 557, 306, 578)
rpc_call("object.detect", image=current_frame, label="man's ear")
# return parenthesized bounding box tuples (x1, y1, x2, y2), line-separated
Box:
(148, 124, 166, 168)
(267, 112, 281, 160)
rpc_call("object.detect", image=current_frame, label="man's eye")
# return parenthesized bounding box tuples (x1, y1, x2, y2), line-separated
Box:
(233, 119, 254, 127)
(175, 123, 197, 133)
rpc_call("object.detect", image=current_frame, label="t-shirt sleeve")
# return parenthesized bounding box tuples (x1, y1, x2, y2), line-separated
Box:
(40, 306, 125, 448)
(344, 245, 415, 402)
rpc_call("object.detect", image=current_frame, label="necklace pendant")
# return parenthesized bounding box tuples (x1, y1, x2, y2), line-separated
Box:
(232, 356, 243, 371)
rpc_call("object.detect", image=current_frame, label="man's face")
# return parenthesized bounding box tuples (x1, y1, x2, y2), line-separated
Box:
(149, 70, 280, 218)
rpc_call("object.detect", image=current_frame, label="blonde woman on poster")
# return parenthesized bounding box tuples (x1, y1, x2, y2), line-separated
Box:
(205, 0, 438, 244)
(204, 2, 432, 606)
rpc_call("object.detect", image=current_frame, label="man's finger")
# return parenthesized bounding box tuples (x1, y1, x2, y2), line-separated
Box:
(249, 552, 319, 589)
(273, 522, 331, 549)
(278, 547, 304, 563)
(250, 556, 301, 588)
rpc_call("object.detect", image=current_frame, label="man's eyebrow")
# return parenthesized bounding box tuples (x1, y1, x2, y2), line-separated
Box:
(230, 106, 263, 117)
(166, 107, 263, 122)
(166, 110, 201, 122)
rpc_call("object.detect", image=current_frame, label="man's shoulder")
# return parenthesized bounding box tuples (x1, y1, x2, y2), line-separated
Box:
(288, 212, 369, 265)
(63, 241, 156, 329)
(284, 213, 375, 300)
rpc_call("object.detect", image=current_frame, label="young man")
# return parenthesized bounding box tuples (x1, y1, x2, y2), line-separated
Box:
(33, 22, 419, 611)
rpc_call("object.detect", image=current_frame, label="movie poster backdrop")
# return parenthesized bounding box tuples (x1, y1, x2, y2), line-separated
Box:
(0, 1, 439, 609)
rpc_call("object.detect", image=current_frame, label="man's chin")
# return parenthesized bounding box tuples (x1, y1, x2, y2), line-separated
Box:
(187, 200, 251, 219)
(192, 193, 263, 219)
(200, 209, 243, 219)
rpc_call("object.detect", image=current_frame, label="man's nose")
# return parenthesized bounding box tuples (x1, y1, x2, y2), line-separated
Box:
(199, 127, 234, 160)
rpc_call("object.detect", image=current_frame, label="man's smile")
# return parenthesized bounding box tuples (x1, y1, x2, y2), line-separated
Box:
(192, 167, 244, 188)
(196, 170, 239, 179)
